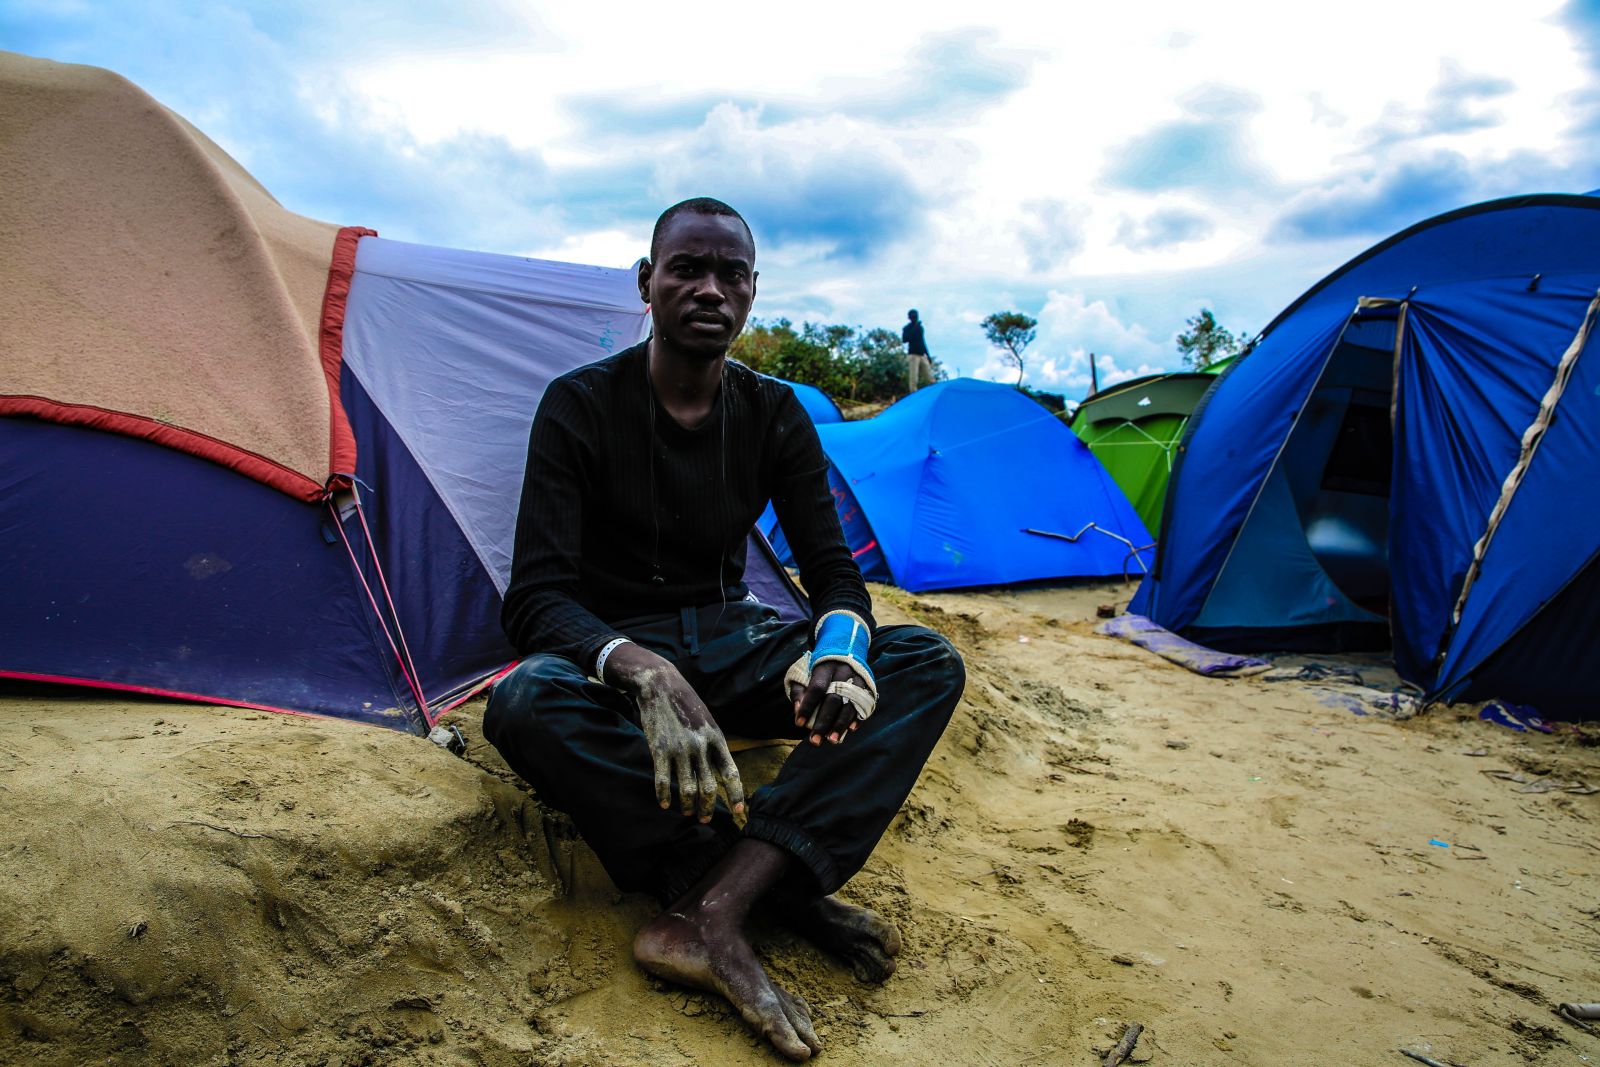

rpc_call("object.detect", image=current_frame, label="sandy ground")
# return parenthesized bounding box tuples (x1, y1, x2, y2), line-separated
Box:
(2, 580, 1597, 1066)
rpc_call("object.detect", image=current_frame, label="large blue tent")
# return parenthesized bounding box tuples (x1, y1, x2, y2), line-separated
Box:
(768, 379, 1151, 591)
(1131, 193, 1600, 717)
(779, 379, 844, 425)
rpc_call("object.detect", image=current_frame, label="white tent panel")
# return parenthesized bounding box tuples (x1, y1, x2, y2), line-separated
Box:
(341, 237, 650, 593)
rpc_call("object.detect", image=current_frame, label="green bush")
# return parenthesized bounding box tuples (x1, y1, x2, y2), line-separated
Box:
(730, 319, 943, 405)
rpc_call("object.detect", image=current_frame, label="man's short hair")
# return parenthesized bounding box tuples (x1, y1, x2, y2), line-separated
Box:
(651, 197, 754, 262)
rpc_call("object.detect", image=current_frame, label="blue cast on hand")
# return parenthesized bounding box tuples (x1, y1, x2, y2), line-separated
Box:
(811, 610, 874, 691)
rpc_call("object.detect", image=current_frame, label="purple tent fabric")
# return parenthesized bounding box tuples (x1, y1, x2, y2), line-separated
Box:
(1099, 614, 1271, 677)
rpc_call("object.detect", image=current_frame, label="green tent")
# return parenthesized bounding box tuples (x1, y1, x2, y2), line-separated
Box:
(1070, 372, 1217, 532)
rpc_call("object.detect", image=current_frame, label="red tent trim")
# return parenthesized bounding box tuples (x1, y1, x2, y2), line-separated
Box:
(427, 660, 519, 724)
(0, 669, 329, 720)
(0, 395, 325, 501)
(2, 226, 377, 502)
(319, 225, 376, 484)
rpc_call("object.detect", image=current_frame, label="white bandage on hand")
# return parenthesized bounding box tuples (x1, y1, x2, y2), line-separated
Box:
(785, 607, 879, 729)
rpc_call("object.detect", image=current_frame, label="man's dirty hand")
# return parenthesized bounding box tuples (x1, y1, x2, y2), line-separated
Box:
(606, 644, 745, 821)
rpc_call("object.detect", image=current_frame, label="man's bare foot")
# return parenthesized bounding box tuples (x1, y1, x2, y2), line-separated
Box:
(781, 894, 902, 983)
(635, 907, 821, 1061)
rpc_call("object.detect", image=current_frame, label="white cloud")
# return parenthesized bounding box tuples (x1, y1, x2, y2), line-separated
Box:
(14, 0, 1595, 380)
(970, 289, 1171, 393)
(524, 229, 643, 270)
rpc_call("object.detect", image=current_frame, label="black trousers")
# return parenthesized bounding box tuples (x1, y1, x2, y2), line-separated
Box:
(483, 599, 964, 902)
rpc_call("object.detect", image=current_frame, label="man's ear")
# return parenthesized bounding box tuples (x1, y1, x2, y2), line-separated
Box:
(751, 270, 758, 303)
(636, 258, 652, 304)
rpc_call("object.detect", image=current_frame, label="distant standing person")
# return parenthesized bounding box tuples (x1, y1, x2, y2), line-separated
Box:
(903, 309, 933, 391)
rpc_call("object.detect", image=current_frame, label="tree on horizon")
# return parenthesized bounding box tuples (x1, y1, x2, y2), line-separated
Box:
(981, 311, 1038, 388)
(1176, 308, 1243, 370)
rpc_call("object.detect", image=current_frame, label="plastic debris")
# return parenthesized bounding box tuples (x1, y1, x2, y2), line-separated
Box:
(1478, 702, 1551, 733)
(428, 723, 468, 756)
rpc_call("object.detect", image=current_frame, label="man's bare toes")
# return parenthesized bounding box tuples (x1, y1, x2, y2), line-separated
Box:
(753, 999, 812, 1063)
(841, 900, 901, 957)
(788, 896, 902, 982)
(848, 942, 896, 984)
(776, 986, 821, 1054)
(879, 917, 903, 957)
(716, 979, 807, 1062)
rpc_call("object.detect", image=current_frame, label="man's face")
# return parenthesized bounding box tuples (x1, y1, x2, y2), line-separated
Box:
(639, 212, 757, 359)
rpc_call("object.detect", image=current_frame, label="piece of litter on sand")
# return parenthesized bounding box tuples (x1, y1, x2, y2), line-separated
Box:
(1099, 614, 1270, 677)
(1102, 1022, 1145, 1067)
(1482, 769, 1599, 794)
(1428, 838, 1450, 848)
(1248, 775, 1263, 782)
(1018, 635, 1031, 644)
(1478, 701, 1551, 733)
(1398, 1049, 1454, 1067)
(427, 723, 467, 756)
(1264, 663, 1365, 685)
(1556, 1004, 1598, 1034)
(1463, 747, 1489, 757)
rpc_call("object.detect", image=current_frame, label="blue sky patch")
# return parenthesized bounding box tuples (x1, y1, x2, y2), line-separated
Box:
(1269, 153, 1475, 242)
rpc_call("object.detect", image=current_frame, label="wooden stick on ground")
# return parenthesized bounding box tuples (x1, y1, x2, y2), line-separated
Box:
(1103, 1022, 1144, 1067)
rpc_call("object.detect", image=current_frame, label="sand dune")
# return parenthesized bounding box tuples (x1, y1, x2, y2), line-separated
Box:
(2, 581, 1596, 1065)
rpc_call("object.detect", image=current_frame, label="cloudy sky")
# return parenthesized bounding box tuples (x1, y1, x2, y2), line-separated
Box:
(8, 1, 1600, 392)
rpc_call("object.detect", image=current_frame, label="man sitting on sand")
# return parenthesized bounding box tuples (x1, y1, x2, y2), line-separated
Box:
(483, 197, 965, 1061)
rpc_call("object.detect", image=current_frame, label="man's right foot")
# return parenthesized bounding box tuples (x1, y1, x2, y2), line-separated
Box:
(634, 905, 822, 1062)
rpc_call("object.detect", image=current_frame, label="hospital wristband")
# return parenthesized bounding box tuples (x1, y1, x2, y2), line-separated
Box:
(594, 637, 632, 683)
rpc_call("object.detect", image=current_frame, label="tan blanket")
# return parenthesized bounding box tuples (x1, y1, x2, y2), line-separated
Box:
(0, 51, 344, 497)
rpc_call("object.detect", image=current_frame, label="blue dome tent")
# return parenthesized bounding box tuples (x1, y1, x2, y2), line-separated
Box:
(779, 379, 844, 425)
(768, 379, 1151, 591)
(1130, 193, 1600, 717)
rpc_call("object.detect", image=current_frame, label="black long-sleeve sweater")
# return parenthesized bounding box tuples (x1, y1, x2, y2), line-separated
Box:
(501, 341, 874, 669)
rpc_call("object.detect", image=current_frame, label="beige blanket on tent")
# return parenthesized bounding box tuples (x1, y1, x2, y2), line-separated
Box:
(0, 51, 344, 498)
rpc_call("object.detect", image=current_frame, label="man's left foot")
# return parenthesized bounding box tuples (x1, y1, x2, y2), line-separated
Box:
(781, 894, 902, 983)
